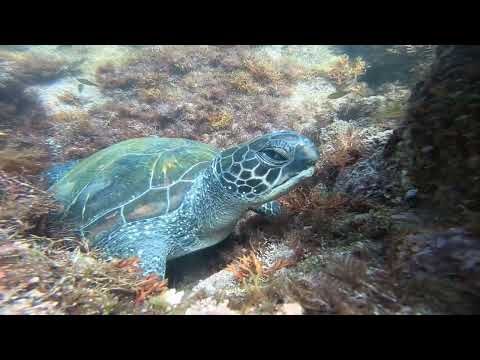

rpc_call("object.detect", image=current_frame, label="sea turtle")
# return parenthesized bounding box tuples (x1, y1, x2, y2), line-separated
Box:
(48, 131, 319, 278)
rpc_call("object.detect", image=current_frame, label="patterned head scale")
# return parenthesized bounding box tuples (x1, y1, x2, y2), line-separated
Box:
(212, 131, 319, 203)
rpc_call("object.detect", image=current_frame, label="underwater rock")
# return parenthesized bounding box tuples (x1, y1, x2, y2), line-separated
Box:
(403, 227, 480, 278)
(330, 116, 421, 205)
(332, 143, 404, 204)
(284, 78, 337, 108)
(149, 289, 185, 312)
(339, 45, 435, 87)
(0, 49, 67, 99)
(185, 298, 239, 315)
(253, 45, 340, 68)
(390, 211, 423, 232)
(276, 302, 304, 315)
(333, 211, 392, 241)
(404, 188, 418, 207)
(361, 128, 394, 153)
(189, 242, 295, 299)
(0, 45, 32, 52)
(26, 77, 110, 116)
(392, 45, 480, 216)
(0, 293, 62, 315)
(330, 94, 385, 123)
(190, 270, 238, 298)
(71, 251, 98, 273)
(0, 70, 18, 94)
(334, 150, 384, 200)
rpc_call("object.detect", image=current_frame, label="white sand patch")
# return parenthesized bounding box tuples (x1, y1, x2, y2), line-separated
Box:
(26, 77, 110, 116)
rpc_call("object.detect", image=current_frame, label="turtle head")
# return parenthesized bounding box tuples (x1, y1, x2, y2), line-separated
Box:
(212, 131, 319, 204)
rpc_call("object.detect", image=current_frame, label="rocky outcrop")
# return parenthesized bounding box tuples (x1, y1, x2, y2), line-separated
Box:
(399, 45, 480, 216)
(336, 46, 480, 218)
(339, 45, 435, 87)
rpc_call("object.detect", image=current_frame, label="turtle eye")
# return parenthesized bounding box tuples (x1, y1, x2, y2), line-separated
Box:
(258, 147, 289, 164)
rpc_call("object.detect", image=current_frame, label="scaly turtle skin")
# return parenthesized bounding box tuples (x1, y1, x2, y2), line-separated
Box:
(49, 131, 319, 277)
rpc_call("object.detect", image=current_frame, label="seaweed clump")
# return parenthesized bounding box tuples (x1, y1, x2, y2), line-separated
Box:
(0, 50, 67, 87)
(207, 111, 234, 129)
(229, 71, 264, 94)
(0, 171, 59, 239)
(321, 126, 365, 169)
(283, 253, 402, 314)
(325, 55, 367, 90)
(0, 147, 49, 175)
(226, 249, 294, 289)
(0, 171, 173, 315)
(89, 46, 323, 147)
(0, 239, 170, 314)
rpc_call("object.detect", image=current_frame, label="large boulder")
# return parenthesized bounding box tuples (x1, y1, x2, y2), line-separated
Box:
(401, 45, 480, 216)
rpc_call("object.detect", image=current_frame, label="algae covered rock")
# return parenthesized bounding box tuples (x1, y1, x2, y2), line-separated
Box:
(339, 45, 435, 87)
(334, 149, 388, 202)
(399, 45, 480, 215)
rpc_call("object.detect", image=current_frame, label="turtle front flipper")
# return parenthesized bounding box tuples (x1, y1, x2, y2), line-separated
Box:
(103, 228, 170, 279)
(252, 201, 283, 218)
(137, 242, 169, 279)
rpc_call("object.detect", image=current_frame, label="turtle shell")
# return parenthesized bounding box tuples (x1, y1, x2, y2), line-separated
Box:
(51, 137, 217, 242)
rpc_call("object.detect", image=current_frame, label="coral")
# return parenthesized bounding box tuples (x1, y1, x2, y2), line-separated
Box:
(220, 243, 298, 314)
(279, 185, 317, 213)
(0, 50, 69, 137)
(305, 120, 371, 187)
